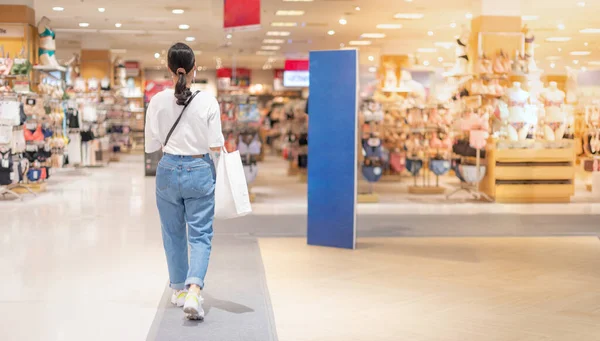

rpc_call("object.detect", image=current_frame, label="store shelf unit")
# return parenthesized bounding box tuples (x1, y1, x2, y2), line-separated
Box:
(481, 142, 576, 203)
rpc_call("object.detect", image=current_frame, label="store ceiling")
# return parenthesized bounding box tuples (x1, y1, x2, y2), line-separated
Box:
(32, 0, 600, 72)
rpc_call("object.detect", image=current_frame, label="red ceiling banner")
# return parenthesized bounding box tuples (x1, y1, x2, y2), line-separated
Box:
(284, 60, 309, 71)
(224, 0, 261, 31)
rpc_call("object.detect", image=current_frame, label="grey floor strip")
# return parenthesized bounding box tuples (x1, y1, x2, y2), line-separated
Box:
(147, 235, 278, 341)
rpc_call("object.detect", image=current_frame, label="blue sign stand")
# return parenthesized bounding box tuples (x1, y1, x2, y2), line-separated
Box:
(307, 49, 358, 249)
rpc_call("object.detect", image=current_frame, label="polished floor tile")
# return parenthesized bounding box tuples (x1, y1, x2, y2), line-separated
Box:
(259, 237, 600, 341)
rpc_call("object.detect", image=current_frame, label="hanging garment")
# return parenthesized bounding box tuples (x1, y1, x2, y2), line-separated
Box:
(24, 125, 44, 141)
(12, 159, 20, 184)
(429, 159, 451, 176)
(459, 165, 486, 184)
(0, 168, 11, 185)
(298, 154, 308, 169)
(389, 152, 406, 173)
(11, 127, 26, 153)
(19, 103, 27, 125)
(0, 148, 13, 171)
(27, 168, 41, 182)
(82, 104, 97, 122)
(362, 165, 383, 183)
(0, 101, 20, 126)
(67, 133, 82, 165)
(406, 158, 423, 176)
(66, 108, 80, 129)
(80, 130, 95, 142)
(0, 125, 12, 145)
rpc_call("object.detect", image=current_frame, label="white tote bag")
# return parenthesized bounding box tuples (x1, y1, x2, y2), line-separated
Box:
(214, 148, 252, 219)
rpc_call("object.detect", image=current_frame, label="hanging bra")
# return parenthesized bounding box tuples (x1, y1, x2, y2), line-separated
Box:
(27, 168, 41, 182)
(0, 149, 12, 170)
(24, 125, 45, 141)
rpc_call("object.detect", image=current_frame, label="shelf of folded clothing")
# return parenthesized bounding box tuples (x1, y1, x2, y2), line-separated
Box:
(480, 140, 576, 203)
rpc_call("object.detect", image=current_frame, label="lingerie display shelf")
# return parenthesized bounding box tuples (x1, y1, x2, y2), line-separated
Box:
(480, 140, 576, 203)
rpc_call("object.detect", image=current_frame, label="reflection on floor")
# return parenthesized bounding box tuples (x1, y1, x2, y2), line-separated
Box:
(260, 237, 600, 341)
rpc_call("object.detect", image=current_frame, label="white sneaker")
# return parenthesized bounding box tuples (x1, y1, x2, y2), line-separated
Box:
(170, 289, 188, 307)
(183, 291, 204, 320)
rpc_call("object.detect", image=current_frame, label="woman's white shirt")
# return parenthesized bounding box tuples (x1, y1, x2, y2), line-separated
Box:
(145, 89, 224, 155)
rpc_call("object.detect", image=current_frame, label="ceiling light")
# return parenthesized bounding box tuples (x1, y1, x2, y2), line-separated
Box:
(226, 34, 232, 39)
(405, 0, 413, 2)
(154, 53, 160, 59)
(262, 46, 281, 50)
(438, 57, 444, 62)
(588, 61, 600, 65)
(571, 51, 591, 56)
(558, 48, 563, 52)
(450, 22, 457, 28)
(267, 31, 291, 36)
(179, 24, 190, 30)
(558, 23, 566, 30)
(394, 13, 424, 20)
(573, 60, 580, 64)
(79, 23, 89, 27)
(339, 18, 347, 25)
(361, 33, 386, 38)
(427, 31, 434, 36)
(172, 9, 184, 14)
(578, 1, 586, 7)
(376, 24, 403, 29)
(546, 37, 571, 42)
(550, 63, 556, 69)
(585, 42, 589, 46)
(417, 48, 437, 53)
(522, 15, 539, 21)
(98, 7, 105, 12)
(465, 13, 473, 19)
(368, 66, 377, 73)
(349, 40, 371, 45)
(582, 67, 588, 71)
(423, 61, 430, 66)
(368, 55, 375, 61)
(327, 30, 335, 35)
(186, 37, 195, 42)
(52, 6, 64, 11)
(115, 23, 122, 28)
(355, 6, 360, 11)
(264, 39, 284, 44)
(271, 22, 297, 27)
(435, 42, 454, 49)
(580, 28, 600, 34)
(276, 10, 305, 16)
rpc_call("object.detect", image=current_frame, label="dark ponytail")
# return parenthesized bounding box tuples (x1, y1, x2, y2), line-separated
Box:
(168, 42, 195, 105)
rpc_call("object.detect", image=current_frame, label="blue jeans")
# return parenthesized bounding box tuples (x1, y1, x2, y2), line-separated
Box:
(156, 153, 216, 290)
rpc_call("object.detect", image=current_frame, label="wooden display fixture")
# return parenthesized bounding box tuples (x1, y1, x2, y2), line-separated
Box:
(380, 174, 403, 182)
(12, 182, 47, 194)
(481, 142, 576, 203)
(408, 186, 446, 195)
(357, 193, 379, 203)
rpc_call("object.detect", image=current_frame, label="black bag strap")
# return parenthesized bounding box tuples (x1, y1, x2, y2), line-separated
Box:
(163, 91, 200, 147)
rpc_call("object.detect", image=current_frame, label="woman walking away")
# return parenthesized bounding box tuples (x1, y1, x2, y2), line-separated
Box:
(145, 42, 224, 320)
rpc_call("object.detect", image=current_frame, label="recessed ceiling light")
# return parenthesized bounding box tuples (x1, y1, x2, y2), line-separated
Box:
(271, 22, 297, 27)
(52, 6, 64, 11)
(355, 6, 360, 11)
(276, 10, 305, 16)
(450, 22, 457, 28)
(115, 23, 122, 28)
(98, 7, 105, 12)
(361, 33, 386, 39)
(584, 42, 589, 46)
(465, 13, 473, 19)
(154, 53, 160, 59)
(394, 13, 424, 20)
(417, 48, 437, 53)
(558, 23, 566, 30)
(368, 55, 375, 61)
(522, 15, 539, 21)
(179, 24, 190, 30)
(434, 42, 454, 49)
(546, 37, 571, 42)
(226, 34, 232, 39)
(550, 63, 556, 69)
(376, 24, 403, 29)
(438, 57, 444, 62)
(578, 1, 586, 7)
(264, 39, 285, 44)
(368, 66, 377, 73)
(427, 31, 434, 36)
(423, 61, 430, 66)
(172, 9, 184, 14)
(558, 48, 563, 52)
(582, 66, 588, 71)
(79, 23, 89, 27)
(267, 31, 291, 36)
(571, 51, 591, 56)
(349, 40, 371, 45)
(339, 18, 347, 25)
(580, 28, 600, 34)
(573, 60, 580, 64)
(257, 51, 276, 56)
(186, 37, 195, 42)
(327, 30, 335, 35)
(262, 46, 281, 50)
